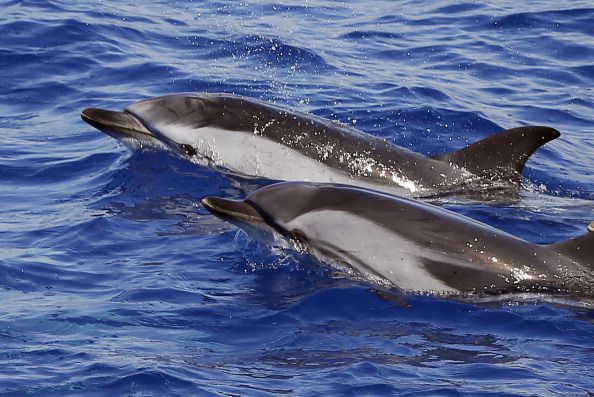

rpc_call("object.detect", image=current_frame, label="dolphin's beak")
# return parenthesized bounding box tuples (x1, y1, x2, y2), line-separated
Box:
(202, 196, 279, 242)
(201, 196, 264, 223)
(81, 108, 154, 140)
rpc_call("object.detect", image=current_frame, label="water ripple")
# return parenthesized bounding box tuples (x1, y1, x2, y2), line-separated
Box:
(1, 1, 594, 396)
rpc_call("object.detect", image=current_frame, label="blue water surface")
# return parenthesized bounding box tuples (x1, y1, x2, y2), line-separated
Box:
(1, 1, 594, 396)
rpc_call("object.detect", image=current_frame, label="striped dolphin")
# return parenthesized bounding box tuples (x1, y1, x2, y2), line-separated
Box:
(81, 93, 559, 197)
(202, 182, 594, 296)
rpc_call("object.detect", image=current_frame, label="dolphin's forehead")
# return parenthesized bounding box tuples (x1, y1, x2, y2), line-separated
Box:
(125, 93, 261, 134)
(126, 93, 211, 126)
(246, 182, 391, 225)
(246, 183, 317, 224)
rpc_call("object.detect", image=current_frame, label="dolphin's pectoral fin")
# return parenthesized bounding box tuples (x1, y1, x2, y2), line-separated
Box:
(550, 221, 594, 270)
(431, 126, 560, 181)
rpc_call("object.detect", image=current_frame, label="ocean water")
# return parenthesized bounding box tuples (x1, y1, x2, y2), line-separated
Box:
(1, 0, 594, 395)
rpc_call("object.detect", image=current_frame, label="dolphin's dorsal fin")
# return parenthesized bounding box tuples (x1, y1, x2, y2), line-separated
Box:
(551, 221, 594, 269)
(432, 126, 560, 181)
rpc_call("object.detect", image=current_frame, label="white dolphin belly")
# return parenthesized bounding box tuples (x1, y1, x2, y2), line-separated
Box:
(162, 125, 416, 195)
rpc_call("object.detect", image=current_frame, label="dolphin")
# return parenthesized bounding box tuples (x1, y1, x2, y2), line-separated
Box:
(202, 182, 594, 296)
(81, 93, 560, 198)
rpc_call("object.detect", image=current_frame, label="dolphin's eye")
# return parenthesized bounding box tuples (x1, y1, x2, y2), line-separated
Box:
(180, 144, 196, 156)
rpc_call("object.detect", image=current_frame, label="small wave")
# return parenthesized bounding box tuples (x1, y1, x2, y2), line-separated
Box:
(341, 30, 405, 41)
(492, 8, 594, 31)
(104, 370, 200, 395)
(570, 64, 594, 82)
(432, 3, 486, 15)
(0, 259, 110, 294)
(109, 287, 206, 305)
(210, 34, 334, 72)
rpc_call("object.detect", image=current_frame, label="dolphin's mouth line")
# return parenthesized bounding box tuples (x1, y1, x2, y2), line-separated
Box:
(122, 108, 194, 155)
(121, 109, 152, 137)
(82, 107, 202, 160)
